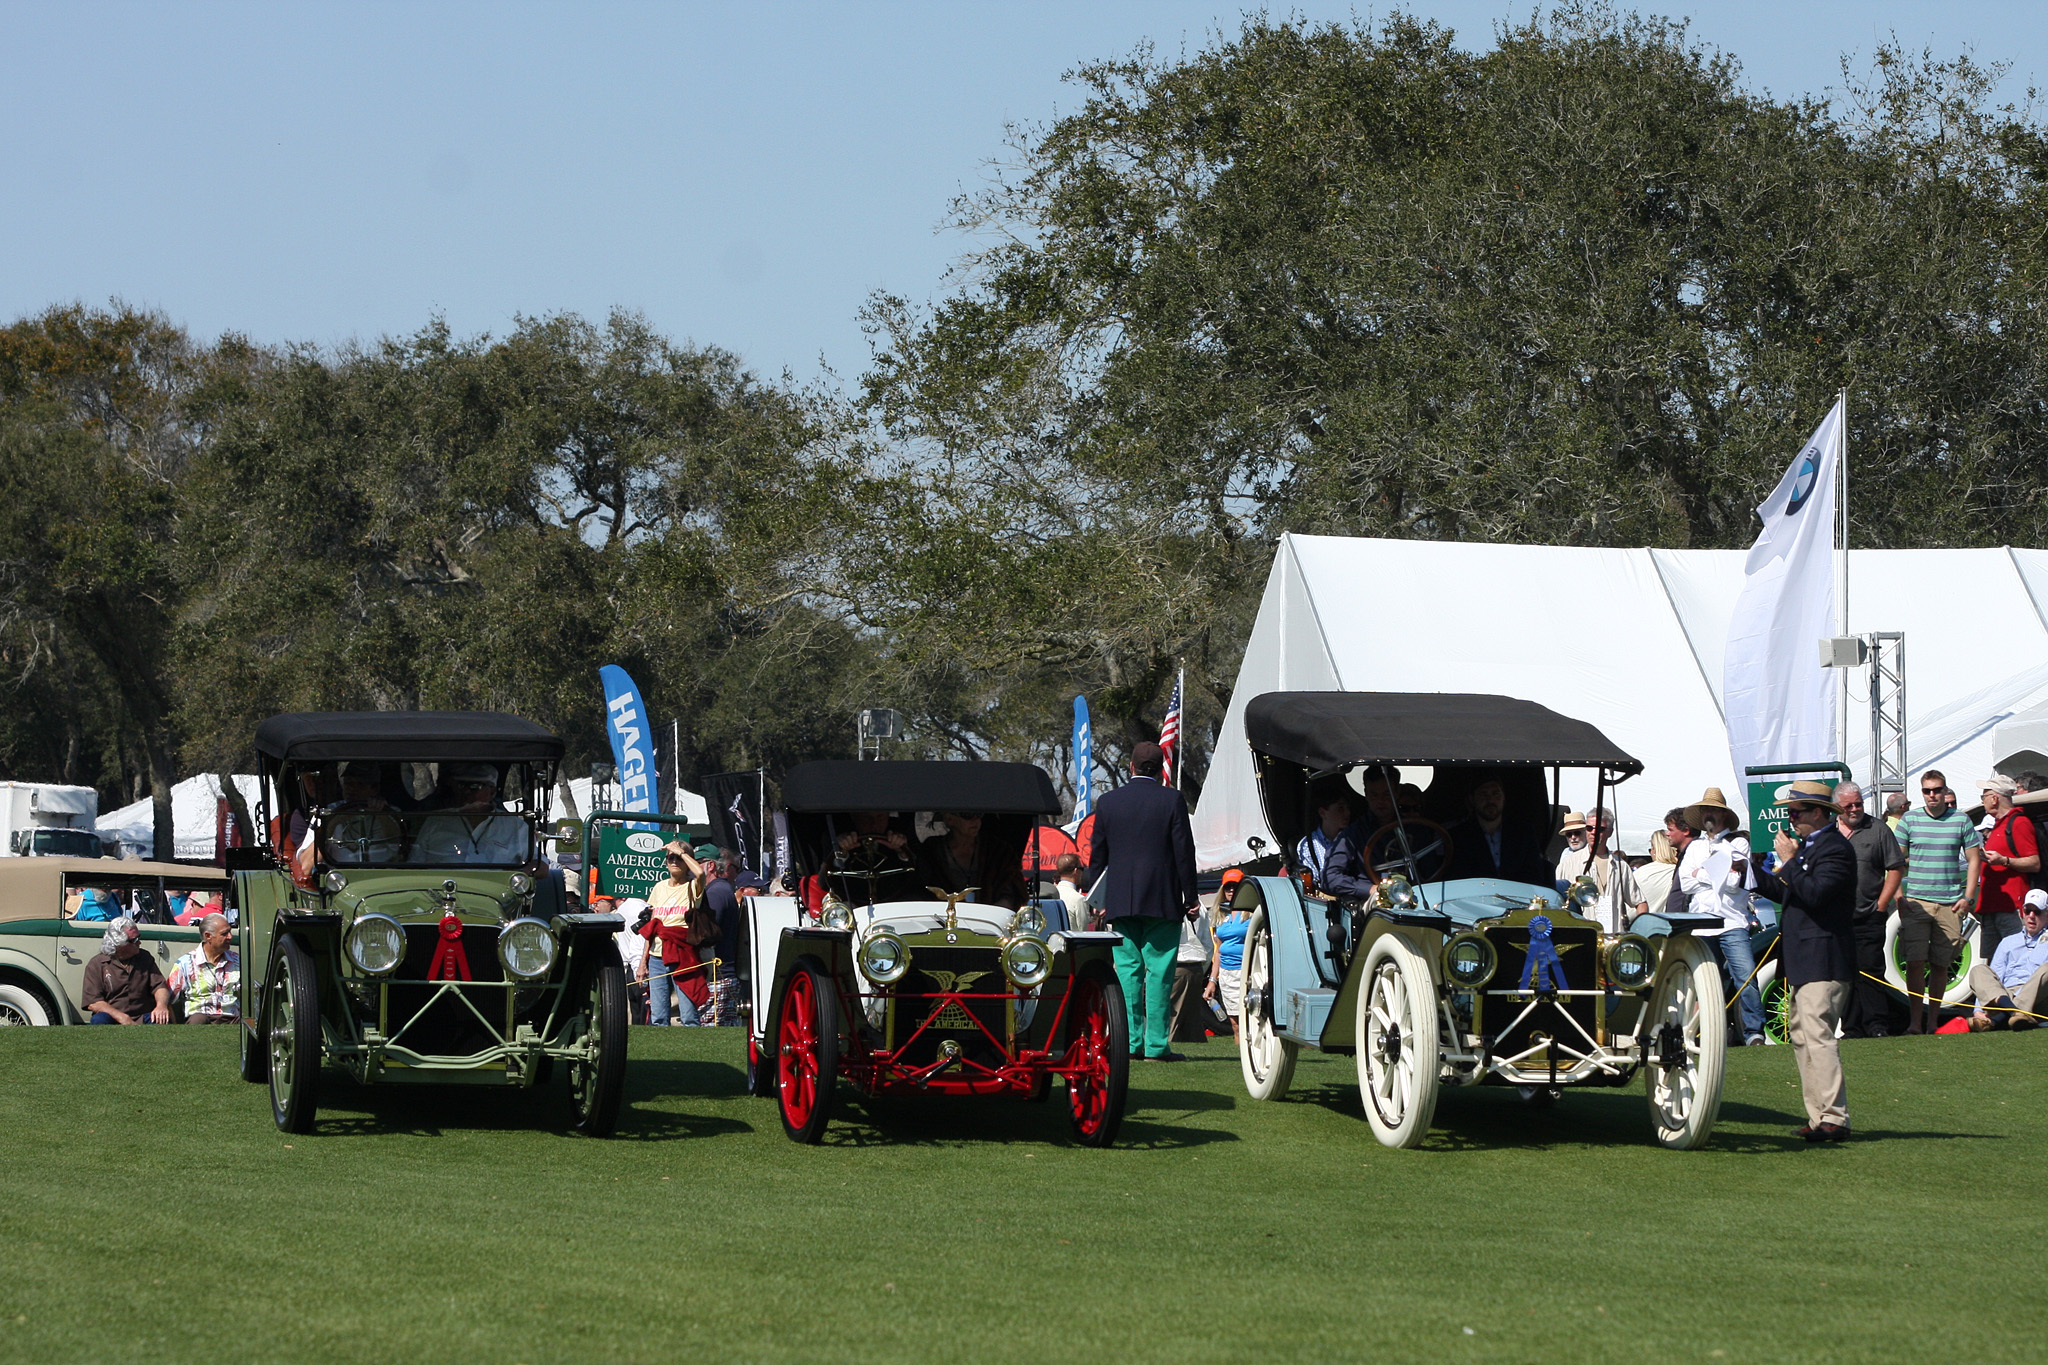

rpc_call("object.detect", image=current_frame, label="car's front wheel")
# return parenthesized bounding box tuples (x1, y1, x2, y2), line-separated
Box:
(776, 959, 839, 1144)
(1645, 936, 1727, 1149)
(1065, 964, 1129, 1146)
(268, 937, 321, 1134)
(568, 957, 628, 1137)
(1355, 934, 1441, 1149)
(1238, 909, 1298, 1101)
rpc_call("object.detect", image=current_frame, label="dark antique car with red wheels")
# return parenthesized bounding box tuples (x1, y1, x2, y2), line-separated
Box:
(742, 760, 1129, 1145)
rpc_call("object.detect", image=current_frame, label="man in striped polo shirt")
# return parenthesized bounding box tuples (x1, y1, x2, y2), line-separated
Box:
(1892, 768, 1983, 1034)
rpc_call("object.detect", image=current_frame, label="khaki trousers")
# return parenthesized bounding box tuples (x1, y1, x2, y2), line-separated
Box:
(1967, 963, 2048, 1018)
(1789, 980, 1851, 1128)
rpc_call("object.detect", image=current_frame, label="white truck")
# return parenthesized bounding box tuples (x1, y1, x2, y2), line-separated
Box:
(0, 782, 102, 858)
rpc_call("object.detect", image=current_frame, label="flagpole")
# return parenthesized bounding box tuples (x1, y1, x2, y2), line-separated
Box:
(1175, 665, 1185, 790)
(1838, 387, 1850, 768)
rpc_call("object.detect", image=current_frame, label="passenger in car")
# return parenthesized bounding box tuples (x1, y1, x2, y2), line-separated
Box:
(409, 764, 528, 864)
(325, 762, 404, 863)
(1294, 779, 1354, 885)
(1444, 779, 1551, 885)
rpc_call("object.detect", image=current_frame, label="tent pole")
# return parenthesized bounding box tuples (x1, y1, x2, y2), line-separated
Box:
(1838, 386, 1851, 771)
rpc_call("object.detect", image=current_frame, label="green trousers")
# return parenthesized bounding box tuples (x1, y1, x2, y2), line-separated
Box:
(1111, 915, 1182, 1058)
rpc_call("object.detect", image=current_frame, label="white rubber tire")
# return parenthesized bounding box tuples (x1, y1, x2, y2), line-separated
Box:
(1355, 935, 1441, 1149)
(0, 982, 52, 1026)
(1645, 936, 1727, 1150)
(1238, 909, 1298, 1101)
(1880, 909, 1978, 1005)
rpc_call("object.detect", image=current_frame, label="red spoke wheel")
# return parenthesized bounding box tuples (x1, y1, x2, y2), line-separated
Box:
(1065, 965, 1129, 1147)
(776, 959, 839, 1144)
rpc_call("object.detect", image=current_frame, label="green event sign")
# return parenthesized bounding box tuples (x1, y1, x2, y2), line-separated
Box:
(1746, 782, 1794, 857)
(593, 824, 671, 900)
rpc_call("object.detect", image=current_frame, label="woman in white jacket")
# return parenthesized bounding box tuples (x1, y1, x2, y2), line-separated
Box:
(1677, 788, 1766, 1045)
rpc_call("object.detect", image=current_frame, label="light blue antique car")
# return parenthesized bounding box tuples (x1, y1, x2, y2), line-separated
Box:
(1226, 692, 1729, 1149)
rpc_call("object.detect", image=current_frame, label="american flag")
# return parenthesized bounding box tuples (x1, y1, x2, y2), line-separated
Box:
(1159, 671, 1183, 787)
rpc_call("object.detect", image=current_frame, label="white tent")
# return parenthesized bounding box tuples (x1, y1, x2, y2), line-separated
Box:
(549, 778, 708, 828)
(98, 774, 264, 861)
(1193, 534, 2048, 867)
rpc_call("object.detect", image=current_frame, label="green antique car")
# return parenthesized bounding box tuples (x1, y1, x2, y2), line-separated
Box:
(236, 712, 627, 1136)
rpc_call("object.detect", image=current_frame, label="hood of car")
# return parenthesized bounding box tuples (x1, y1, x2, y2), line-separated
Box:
(850, 899, 1021, 941)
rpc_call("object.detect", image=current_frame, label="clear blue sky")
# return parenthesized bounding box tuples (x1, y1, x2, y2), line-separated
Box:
(3, 1, 2043, 385)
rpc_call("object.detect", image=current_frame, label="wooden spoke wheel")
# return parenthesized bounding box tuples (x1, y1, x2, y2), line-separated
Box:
(567, 956, 628, 1137)
(776, 959, 840, 1144)
(1645, 936, 1727, 1149)
(1355, 935, 1441, 1149)
(267, 936, 322, 1135)
(1065, 966, 1129, 1147)
(1362, 820, 1454, 884)
(1237, 908, 1298, 1101)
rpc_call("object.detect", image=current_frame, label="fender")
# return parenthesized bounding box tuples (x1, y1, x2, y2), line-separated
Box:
(1323, 917, 1448, 1052)
(762, 926, 855, 1049)
(0, 947, 75, 1024)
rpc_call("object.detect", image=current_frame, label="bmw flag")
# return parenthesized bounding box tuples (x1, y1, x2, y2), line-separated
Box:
(1723, 398, 1842, 782)
(599, 665, 658, 826)
(1072, 696, 1094, 819)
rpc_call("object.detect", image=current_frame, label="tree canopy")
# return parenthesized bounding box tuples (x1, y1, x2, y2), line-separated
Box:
(8, 8, 2048, 846)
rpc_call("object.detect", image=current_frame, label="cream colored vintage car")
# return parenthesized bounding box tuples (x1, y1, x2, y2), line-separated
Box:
(0, 856, 230, 1025)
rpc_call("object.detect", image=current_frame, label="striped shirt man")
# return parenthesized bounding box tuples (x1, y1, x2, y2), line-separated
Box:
(1894, 805, 1983, 903)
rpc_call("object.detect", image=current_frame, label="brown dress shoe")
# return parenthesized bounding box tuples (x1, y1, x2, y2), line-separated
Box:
(1811, 1122, 1852, 1142)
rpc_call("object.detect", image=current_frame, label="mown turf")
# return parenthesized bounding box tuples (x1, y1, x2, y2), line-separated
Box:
(0, 1024, 2041, 1363)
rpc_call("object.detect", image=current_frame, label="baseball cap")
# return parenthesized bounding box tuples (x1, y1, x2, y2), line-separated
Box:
(1981, 775, 2019, 796)
(2026, 889, 2048, 913)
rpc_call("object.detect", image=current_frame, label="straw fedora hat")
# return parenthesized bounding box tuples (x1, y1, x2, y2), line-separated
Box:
(1558, 811, 1588, 837)
(1684, 786, 1740, 831)
(1778, 779, 1841, 813)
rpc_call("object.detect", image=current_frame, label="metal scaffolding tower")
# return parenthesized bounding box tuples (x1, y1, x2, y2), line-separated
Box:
(1866, 631, 1907, 797)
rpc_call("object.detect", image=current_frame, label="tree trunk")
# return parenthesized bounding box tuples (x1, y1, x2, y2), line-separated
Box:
(215, 771, 253, 856)
(145, 730, 176, 862)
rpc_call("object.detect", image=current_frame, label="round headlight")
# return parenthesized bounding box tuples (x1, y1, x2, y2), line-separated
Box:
(345, 913, 405, 976)
(1376, 874, 1417, 911)
(323, 869, 349, 895)
(1567, 876, 1601, 916)
(859, 930, 910, 984)
(1443, 931, 1497, 988)
(1605, 934, 1657, 990)
(508, 872, 534, 897)
(497, 918, 557, 981)
(1011, 904, 1048, 938)
(820, 900, 855, 932)
(1002, 934, 1052, 989)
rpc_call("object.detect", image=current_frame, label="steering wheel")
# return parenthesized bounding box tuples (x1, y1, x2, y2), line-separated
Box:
(1361, 819, 1454, 885)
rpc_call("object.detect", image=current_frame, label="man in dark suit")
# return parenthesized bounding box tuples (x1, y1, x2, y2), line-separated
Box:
(1750, 779, 1858, 1142)
(1089, 741, 1199, 1061)
(1443, 778, 1550, 885)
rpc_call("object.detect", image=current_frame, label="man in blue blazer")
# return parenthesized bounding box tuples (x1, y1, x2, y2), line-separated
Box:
(1089, 742, 1199, 1061)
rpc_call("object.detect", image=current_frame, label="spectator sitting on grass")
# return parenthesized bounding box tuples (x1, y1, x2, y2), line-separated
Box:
(167, 913, 239, 1024)
(1970, 888, 2048, 1032)
(81, 916, 170, 1025)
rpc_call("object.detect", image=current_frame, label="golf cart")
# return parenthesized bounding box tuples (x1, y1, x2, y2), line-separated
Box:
(1229, 692, 1729, 1149)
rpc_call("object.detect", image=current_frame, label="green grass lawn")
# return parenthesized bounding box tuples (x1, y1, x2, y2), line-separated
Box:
(1, 1025, 2042, 1364)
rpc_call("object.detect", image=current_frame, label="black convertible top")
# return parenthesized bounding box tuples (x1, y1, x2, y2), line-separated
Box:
(254, 712, 565, 763)
(1244, 692, 1640, 774)
(781, 760, 1060, 815)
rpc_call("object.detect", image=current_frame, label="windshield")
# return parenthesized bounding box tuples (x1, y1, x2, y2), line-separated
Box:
(31, 828, 102, 857)
(284, 758, 545, 868)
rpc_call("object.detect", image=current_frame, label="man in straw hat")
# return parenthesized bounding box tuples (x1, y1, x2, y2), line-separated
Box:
(1555, 809, 1646, 933)
(1677, 786, 1766, 1045)
(1750, 780, 1858, 1141)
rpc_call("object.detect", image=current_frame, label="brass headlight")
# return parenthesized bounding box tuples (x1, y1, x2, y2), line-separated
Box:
(1604, 934, 1657, 990)
(1566, 876, 1601, 918)
(858, 930, 910, 985)
(1443, 931, 1497, 988)
(1011, 903, 1048, 938)
(344, 913, 405, 977)
(1001, 934, 1051, 989)
(1375, 874, 1417, 911)
(497, 918, 557, 981)
(820, 898, 855, 931)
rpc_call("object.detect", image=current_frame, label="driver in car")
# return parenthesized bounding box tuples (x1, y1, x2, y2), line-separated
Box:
(324, 762, 403, 863)
(409, 763, 529, 864)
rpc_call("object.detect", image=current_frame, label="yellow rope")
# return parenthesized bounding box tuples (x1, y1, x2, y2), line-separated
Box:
(1855, 968, 2046, 1021)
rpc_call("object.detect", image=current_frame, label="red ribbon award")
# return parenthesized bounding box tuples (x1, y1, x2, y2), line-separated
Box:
(428, 914, 471, 981)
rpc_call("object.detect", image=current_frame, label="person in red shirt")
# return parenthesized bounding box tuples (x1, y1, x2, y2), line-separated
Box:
(1978, 776, 2040, 960)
